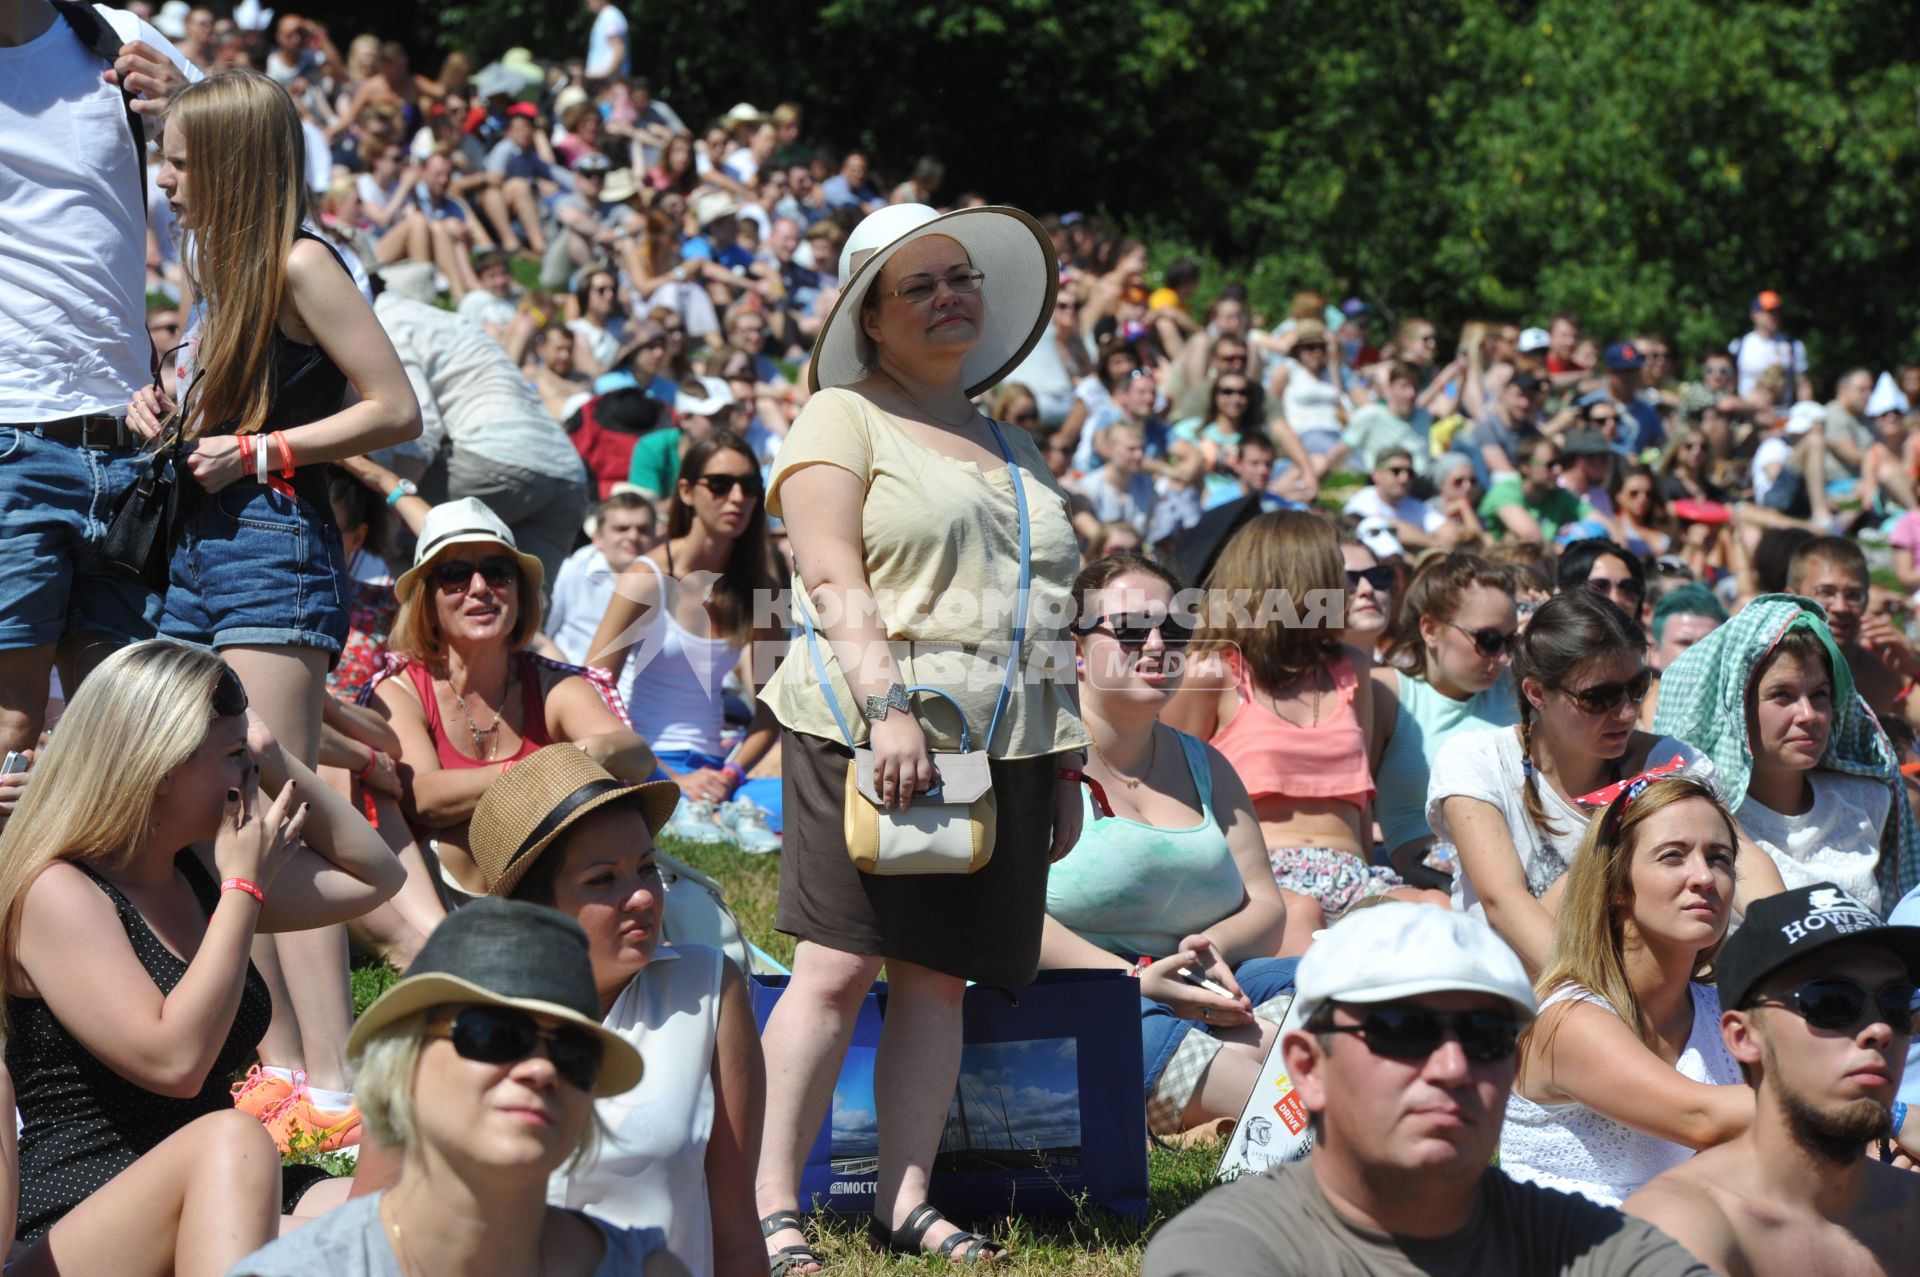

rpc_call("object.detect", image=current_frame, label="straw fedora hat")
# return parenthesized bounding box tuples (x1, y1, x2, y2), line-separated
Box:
(394, 497, 546, 607)
(806, 203, 1057, 399)
(346, 898, 643, 1096)
(469, 744, 680, 898)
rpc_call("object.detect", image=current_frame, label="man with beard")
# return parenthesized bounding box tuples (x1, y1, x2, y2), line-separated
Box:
(1626, 884, 1920, 1276)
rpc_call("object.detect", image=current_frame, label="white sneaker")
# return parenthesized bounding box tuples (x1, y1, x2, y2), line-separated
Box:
(719, 797, 781, 854)
(662, 798, 737, 847)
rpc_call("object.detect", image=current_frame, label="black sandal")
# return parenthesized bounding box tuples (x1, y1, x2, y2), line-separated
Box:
(761, 1210, 821, 1277)
(869, 1201, 1005, 1264)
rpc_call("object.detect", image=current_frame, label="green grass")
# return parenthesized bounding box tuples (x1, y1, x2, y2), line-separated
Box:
(313, 840, 1221, 1270)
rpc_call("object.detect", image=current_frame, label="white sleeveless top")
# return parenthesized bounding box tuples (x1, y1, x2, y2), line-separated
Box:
(548, 944, 725, 1275)
(1280, 356, 1343, 445)
(620, 555, 742, 756)
(1498, 981, 1740, 1207)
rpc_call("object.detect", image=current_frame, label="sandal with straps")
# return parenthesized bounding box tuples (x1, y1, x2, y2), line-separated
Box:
(761, 1210, 822, 1277)
(869, 1201, 1006, 1264)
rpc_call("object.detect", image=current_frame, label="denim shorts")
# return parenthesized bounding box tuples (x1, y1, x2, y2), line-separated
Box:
(0, 427, 163, 649)
(160, 479, 349, 655)
(1141, 957, 1298, 1094)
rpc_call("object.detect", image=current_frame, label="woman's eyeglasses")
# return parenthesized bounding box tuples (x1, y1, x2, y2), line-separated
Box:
(1447, 621, 1519, 657)
(1555, 668, 1653, 716)
(431, 555, 519, 593)
(1755, 979, 1917, 1034)
(694, 473, 763, 500)
(1585, 577, 1646, 607)
(1073, 612, 1194, 649)
(1347, 566, 1394, 593)
(1317, 1006, 1521, 1063)
(212, 664, 249, 717)
(427, 1006, 602, 1092)
(888, 270, 985, 304)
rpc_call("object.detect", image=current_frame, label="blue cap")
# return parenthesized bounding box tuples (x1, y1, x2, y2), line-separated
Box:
(1604, 341, 1646, 372)
(1554, 518, 1614, 548)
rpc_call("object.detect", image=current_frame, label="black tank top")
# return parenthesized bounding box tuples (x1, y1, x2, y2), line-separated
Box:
(193, 228, 355, 515)
(6, 852, 272, 1241)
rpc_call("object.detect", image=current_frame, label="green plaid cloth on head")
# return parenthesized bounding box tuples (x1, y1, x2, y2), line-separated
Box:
(1650, 593, 1917, 912)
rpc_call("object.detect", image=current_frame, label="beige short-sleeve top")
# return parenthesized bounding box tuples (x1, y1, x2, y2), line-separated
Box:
(762, 388, 1089, 759)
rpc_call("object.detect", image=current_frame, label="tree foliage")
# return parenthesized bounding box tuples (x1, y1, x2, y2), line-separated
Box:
(330, 0, 1920, 375)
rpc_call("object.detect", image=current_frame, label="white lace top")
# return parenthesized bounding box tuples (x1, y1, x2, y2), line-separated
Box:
(1498, 981, 1741, 1207)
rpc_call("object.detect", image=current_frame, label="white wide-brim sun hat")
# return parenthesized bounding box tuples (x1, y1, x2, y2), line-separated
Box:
(806, 203, 1058, 399)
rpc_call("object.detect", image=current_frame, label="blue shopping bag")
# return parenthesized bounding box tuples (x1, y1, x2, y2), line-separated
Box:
(751, 970, 1148, 1221)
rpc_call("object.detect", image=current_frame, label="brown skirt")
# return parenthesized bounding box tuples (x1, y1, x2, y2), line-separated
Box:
(775, 728, 1062, 986)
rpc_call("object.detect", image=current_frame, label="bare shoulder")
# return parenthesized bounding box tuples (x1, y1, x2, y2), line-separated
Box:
(12, 861, 117, 994)
(1624, 1161, 1739, 1266)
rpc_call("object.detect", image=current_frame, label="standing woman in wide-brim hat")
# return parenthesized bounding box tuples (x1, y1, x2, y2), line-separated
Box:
(753, 204, 1091, 1270)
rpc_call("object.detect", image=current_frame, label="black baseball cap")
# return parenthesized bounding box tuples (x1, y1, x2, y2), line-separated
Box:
(1717, 883, 1920, 1012)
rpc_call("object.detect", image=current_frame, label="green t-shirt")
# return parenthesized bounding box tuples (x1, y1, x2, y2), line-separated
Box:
(626, 428, 684, 497)
(1478, 475, 1586, 541)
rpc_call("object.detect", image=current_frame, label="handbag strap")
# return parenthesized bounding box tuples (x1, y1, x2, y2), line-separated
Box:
(796, 416, 1032, 754)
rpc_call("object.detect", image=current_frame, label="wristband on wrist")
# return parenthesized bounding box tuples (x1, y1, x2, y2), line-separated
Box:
(357, 749, 377, 779)
(385, 485, 406, 507)
(271, 430, 295, 477)
(221, 877, 265, 903)
(254, 432, 271, 485)
(721, 762, 746, 789)
(237, 434, 253, 474)
(1130, 956, 1153, 979)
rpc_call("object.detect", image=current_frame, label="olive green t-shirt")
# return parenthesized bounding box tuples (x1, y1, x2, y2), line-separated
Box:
(1141, 1163, 1712, 1277)
(762, 388, 1089, 759)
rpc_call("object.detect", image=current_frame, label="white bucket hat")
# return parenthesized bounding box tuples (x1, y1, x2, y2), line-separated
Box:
(675, 376, 735, 417)
(806, 203, 1058, 399)
(395, 497, 546, 606)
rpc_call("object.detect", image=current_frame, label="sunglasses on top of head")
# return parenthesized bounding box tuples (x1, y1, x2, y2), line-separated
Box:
(1754, 978, 1917, 1034)
(1073, 612, 1194, 649)
(431, 555, 519, 593)
(1317, 1005, 1521, 1063)
(693, 472, 762, 500)
(427, 1005, 603, 1092)
(1553, 667, 1653, 715)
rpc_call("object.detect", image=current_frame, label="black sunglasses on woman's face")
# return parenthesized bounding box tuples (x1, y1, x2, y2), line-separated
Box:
(694, 473, 762, 500)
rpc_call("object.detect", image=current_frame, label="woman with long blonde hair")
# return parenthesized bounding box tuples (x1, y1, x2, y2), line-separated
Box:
(0, 640, 404, 1266)
(1499, 774, 1755, 1206)
(122, 69, 419, 1142)
(1165, 511, 1426, 931)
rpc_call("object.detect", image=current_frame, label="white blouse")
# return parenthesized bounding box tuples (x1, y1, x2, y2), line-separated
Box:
(548, 944, 725, 1275)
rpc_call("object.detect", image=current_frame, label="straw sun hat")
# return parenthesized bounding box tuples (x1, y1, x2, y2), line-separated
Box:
(468, 743, 680, 898)
(806, 203, 1058, 399)
(345, 897, 645, 1096)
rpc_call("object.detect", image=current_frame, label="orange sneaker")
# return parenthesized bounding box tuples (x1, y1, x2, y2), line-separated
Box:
(230, 1065, 297, 1122)
(266, 1091, 363, 1154)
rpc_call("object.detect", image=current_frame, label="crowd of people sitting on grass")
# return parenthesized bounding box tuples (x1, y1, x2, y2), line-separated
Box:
(10, 1, 1920, 1273)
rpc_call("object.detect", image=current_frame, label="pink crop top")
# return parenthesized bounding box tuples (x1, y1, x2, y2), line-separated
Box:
(405, 654, 553, 771)
(1211, 653, 1376, 808)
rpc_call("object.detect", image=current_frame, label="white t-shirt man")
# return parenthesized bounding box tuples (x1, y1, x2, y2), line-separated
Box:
(547, 543, 619, 665)
(1343, 485, 1445, 535)
(0, 4, 201, 423)
(1729, 330, 1806, 402)
(586, 4, 630, 78)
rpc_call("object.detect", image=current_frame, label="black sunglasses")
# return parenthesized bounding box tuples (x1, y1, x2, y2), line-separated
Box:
(1447, 621, 1519, 658)
(1074, 612, 1194, 649)
(212, 664, 249, 717)
(1319, 1006, 1521, 1064)
(1555, 667, 1653, 715)
(431, 555, 519, 592)
(1347, 566, 1394, 593)
(1585, 577, 1646, 605)
(428, 1005, 603, 1092)
(1757, 979, 1916, 1035)
(694, 473, 763, 500)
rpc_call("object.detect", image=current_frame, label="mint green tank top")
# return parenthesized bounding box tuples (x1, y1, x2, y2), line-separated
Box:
(1045, 727, 1249, 959)
(1374, 667, 1518, 854)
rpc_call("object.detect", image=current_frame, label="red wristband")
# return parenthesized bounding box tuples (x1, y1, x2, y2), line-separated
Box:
(237, 434, 253, 471)
(221, 877, 264, 903)
(356, 749, 377, 779)
(272, 430, 295, 477)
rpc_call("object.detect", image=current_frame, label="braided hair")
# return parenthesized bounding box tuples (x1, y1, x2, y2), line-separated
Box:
(1512, 590, 1647, 842)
